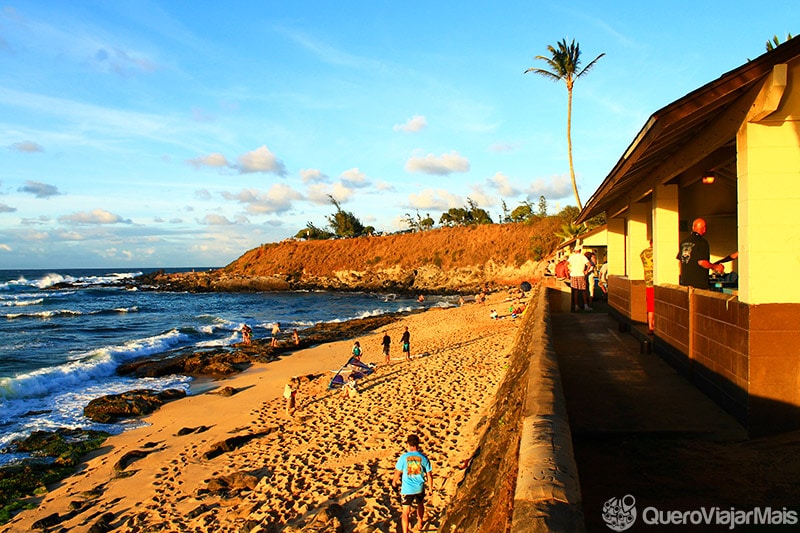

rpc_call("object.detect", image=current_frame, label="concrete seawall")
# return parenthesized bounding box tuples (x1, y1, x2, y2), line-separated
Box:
(511, 285, 585, 532)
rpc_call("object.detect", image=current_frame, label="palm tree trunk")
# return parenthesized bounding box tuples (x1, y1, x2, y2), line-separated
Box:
(566, 86, 582, 210)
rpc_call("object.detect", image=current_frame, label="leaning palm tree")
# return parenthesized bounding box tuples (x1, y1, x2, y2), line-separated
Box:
(526, 38, 605, 210)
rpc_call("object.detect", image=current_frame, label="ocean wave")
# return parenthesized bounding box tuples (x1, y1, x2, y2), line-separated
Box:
(0, 329, 188, 400)
(0, 297, 44, 307)
(3, 309, 83, 319)
(2, 305, 141, 320)
(1, 271, 141, 290)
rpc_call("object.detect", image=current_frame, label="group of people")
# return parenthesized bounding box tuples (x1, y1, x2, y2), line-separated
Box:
(238, 322, 300, 347)
(566, 245, 599, 313)
(381, 326, 411, 363)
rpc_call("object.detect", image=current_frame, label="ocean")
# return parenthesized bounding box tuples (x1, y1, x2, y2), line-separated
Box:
(0, 268, 448, 465)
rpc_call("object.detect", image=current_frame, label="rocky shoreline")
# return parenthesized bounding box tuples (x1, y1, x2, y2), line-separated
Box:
(0, 308, 419, 525)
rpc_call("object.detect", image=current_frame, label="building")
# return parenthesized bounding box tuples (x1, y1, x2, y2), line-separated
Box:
(576, 38, 800, 434)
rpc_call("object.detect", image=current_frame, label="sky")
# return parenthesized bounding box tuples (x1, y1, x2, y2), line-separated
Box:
(1, 1, 797, 269)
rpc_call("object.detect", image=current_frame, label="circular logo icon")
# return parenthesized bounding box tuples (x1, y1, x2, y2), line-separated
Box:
(602, 494, 637, 531)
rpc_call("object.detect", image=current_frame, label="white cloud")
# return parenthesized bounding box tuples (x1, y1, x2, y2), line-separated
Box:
(393, 115, 427, 133)
(0, 202, 17, 213)
(340, 168, 369, 188)
(194, 189, 212, 200)
(331, 182, 354, 202)
(300, 168, 328, 183)
(489, 142, 519, 153)
(487, 172, 521, 197)
(407, 189, 462, 210)
(467, 185, 497, 208)
(527, 173, 574, 200)
(306, 182, 354, 205)
(199, 214, 233, 225)
(221, 184, 302, 214)
(306, 183, 332, 205)
(237, 145, 287, 176)
(0, 244, 12, 252)
(18, 180, 62, 198)
(57, 208, 130, 225)
(55, 230, 84, 241)
(188, 153, 230, 169)
(405, 151, 470, 175)
(10, 141, 44, 153)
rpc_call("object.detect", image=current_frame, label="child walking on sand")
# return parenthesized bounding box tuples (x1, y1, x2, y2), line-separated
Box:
(283, 377, 300, 416)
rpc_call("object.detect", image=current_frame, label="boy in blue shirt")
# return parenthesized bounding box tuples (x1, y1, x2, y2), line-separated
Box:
(392, 434, 433, 533)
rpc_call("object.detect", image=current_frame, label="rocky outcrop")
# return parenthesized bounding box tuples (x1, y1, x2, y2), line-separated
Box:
(83, 389, 187, 423)
(131, 222, 558, 294)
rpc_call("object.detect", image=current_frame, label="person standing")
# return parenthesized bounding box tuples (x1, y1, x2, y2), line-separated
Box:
(640, 239, 655, 334)
(271, 322, 281, 348)
(568, 246, 592, 312)
(382, 332, 391, 363)
(352, 341, 362, 361)
(392, 434, 433, 533)
(401, 326, 411, 361)
(240, 324, 252, 344)
(283, 377, 300, 417)
(676, 218, 724, 289)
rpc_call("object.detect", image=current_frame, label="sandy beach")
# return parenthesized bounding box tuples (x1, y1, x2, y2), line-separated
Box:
(4, 292, 523, 533)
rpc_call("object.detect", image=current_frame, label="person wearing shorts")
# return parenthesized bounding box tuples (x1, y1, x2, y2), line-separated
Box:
(392, 434, 433, 533)
(401, 326, 410, 361)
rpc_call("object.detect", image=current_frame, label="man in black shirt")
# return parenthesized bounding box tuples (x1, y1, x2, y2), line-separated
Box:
(676, 218, 724, 289)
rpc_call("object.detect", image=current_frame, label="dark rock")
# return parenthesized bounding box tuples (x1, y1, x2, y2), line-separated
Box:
(87, 513, 116, 533)
(187, 504, 211, 519)
(301, 503, 345, 532)
(113, 449, 152, 472)
(176, 426, 211, 436)
(203, 430, 272, 460)
(32, 512, 62, 530)
(83, 389, 186, 423)
(216, 386, 237, 396)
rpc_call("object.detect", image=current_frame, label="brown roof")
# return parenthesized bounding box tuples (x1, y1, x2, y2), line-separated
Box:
(576, 37, 800, 223)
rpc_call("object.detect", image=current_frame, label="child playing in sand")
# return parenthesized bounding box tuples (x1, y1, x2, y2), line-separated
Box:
(343, 372, 360, 398)
(283, 377, 300, 416)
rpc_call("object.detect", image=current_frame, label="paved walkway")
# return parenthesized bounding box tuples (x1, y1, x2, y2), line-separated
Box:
(552, 307, 745, 441)
(550, 305, 752, 532)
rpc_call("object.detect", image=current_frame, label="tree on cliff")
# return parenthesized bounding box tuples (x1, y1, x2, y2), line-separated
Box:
(404, 210, 435, 232)
(510, 201, 534, 223)
(326, 196, 365, 237)
(526, 38, 605, 210)
(439, 198, 493, 226)
(295, 222, 333, 240)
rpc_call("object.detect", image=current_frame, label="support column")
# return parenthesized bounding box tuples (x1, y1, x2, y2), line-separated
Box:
(607, 217, 626, 276)
(652, 184, 680, 286)
(737, 63, 800, 304)
(627, 203, 649, 280)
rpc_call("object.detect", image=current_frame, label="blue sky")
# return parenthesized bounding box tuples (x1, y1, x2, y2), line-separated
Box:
(1, 1, 797, 269)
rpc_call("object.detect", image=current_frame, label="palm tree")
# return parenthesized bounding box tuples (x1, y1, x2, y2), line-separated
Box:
(766, 33, 793, 51)
(526, 38, 605, 210)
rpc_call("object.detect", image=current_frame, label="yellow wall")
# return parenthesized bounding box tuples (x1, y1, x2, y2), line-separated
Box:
(607, 217, 626, 276)
(653, 184, 680, 286)
(738, 62, 800, 304)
